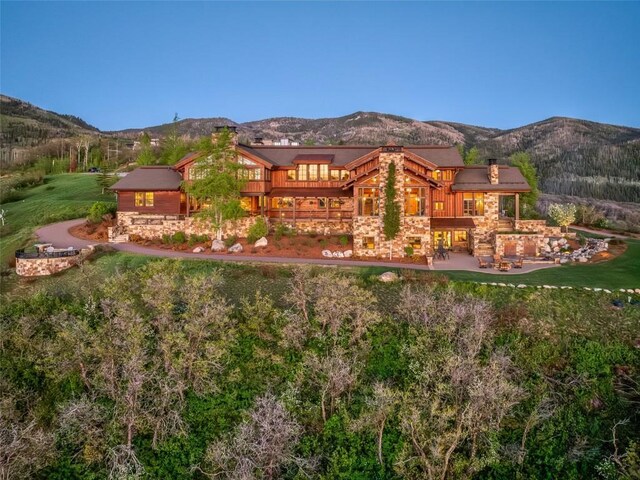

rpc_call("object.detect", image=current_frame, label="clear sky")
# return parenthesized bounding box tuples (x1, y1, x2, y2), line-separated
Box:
(1, 1, 639, 131)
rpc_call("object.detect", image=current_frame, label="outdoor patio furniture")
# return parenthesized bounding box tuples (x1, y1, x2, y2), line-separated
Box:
(513, 257, 524, 268)
(499, 261, 512, 272)
(434, 240, 449, 260)
(478, 257, 489, 268)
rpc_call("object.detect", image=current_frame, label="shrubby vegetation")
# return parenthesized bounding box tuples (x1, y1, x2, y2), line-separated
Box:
(1, 261, 638, 479)
(87, 201, 117, 224)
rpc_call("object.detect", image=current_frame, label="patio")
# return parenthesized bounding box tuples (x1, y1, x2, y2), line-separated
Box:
(430, 253, 559, 274)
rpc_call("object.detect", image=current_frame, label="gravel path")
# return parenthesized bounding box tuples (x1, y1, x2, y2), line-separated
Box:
(35, 219, 558, 275)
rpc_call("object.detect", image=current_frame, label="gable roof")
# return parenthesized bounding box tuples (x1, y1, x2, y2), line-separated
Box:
(240, 145, 377, 167)
(110, 166, 183, 191)
(406, 146, 464, 167)
(451, 166, 530, 192)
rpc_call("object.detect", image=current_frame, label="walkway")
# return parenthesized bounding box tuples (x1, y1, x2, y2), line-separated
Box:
(35, 219, 558, 275)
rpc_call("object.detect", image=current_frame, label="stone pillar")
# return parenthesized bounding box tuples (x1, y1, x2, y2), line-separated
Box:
(378, 146, 405, 258)
(488, 159, 499, 185)
(515, 193, 520, 221)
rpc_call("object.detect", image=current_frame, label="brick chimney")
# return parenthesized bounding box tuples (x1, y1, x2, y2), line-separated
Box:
(487, 158, 499, 185)
(212, 125, 238, 147)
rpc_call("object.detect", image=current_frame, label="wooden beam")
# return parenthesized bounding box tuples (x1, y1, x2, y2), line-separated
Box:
(515, 193, 520, 221)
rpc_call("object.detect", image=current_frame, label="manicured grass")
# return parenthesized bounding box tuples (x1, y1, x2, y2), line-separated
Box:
(0, 174, 113, 266)
(440, 239, 640, 289)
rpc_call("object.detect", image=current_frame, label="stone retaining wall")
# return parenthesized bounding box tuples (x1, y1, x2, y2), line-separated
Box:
(276, 219, 353, 235)
(16, 247, 93, 277)
(514, 220, 564, 236)
(494, 233, 547, 257)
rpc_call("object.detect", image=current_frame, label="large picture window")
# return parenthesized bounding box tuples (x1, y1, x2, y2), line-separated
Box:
(238, 168, 261, 180)
(357, 187, 379, 216)
(463, 193, 484, 216)
(271, 197, 294, 209)
(134, 192, 154, 207)
(404, 187, 427, 216)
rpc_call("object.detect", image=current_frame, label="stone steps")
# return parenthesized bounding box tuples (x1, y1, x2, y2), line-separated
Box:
(111, 234, 129, 243)
(475, 242, 494, 256)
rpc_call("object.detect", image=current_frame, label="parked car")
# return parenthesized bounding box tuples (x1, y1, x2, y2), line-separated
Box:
(88, 167, 101, 173)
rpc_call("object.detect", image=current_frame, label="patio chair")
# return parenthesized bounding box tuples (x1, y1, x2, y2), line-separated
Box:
(478, 257, 489, 268)
(513, 257, 524, 268)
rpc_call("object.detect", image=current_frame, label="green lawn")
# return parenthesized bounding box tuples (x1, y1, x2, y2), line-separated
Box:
(0, 174, 113, 266)
(440, 239, 640, 289)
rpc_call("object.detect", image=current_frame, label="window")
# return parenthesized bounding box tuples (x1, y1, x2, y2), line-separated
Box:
(240, 197, 252, 212)
(357, 187, 379, 216)
(238, 168, 261, 180)
(340, 170, 349, 181)
(363, 236, 375, 250)
(190, 165, 211, 180)
(433, 170, 442, 181)
(454, 230, 468, 243)
(318, 197, 327, 209)
(329, 198, 342, 209)
(442, 170, 453, 181)
(271, 197, 294, 209)
(135, 192, 154, 207)
(287, 169, 296, 181)
(433, 231, 452, 248)
(238, 156, 258, 166)
(408, 237, 422, 250)
(308, 164, 318, 181)
(320, 164, 329, 181)
(404, 187, 427, 216)
(433, 201, 444, 211)
(463, 193, 484, 216)
(297, 165, 308, 181)
(332, 169, 349, 181)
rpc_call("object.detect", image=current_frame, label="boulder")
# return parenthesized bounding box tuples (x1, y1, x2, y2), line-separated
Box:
(551, 240, 558, 248)
(332, 251, 340, 257)
(517, 284, 527, 288)
(344, 250, 353, 258)
(192, 247, 205, 253)
(378, 271, 399, 283)
(578, 256, 588, 263)
(228, 243, 243, 253)
(336, 251, 345, 258)
(211, 239, 225, 252)
(560, 258, 569, 264)
(254, 237, 268, 248)
(322, 250, 333, 258)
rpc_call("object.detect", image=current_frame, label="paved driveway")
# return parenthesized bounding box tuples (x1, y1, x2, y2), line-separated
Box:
(35, 219, 558, 275)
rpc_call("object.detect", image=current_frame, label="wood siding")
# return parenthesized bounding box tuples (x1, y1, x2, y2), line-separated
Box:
(271, 170, 343, 189)
(117, 191, 183, 214)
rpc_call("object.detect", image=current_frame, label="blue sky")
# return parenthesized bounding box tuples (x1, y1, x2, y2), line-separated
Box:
(1, 1, 639, 130)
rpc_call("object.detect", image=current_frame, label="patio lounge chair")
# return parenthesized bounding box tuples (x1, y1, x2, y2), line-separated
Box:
(499, 261, 512, 272)
(478, 257, 489, 268)
(513, 257, 524, 268)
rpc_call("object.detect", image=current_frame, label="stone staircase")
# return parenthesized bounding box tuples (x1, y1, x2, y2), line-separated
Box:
(111, 234, 130, 243)
(497, 218, 514, 232)
(474, 242, 494, 257)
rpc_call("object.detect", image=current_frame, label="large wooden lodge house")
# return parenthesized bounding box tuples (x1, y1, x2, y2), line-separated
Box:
(111, 127, 554, 258)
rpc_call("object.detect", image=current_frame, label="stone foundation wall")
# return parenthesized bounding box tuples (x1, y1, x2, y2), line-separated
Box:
(472, 193, 501, 244)
(116, 212, 263, 240)
(275, 219, 352, 235)
(353, 216, 382, 257)
(514, 220, 564, 236)
(16, 247, 93, 277)
(494, 233, 547, 257)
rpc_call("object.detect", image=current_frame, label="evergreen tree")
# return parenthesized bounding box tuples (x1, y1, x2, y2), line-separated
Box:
(383, 162, 400, 241)
(510, 151, 539, 217)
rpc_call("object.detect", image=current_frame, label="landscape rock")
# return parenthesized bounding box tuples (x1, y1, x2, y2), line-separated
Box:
(378, 271, 399, 283)
(228, 243, 243, 253)
(192, 247, 205, 253)
(254, 237, 268, 248)
(517, 284, 527, 288)
(344, 250, 353, 258)
(578, 256, 588, 263)
(336, 251, 345, 258)
(322, 250, 332, 258)
(211, 239, 225, 252)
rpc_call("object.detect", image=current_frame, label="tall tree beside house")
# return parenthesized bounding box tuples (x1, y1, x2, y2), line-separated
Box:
(136, 132, 156, 165)
(184, 128, 247, 241)
(383, 162, 401, 241)
(510, 151, 539, 218)
(457, 144, 481, 165)
(160, 114, 192, 165)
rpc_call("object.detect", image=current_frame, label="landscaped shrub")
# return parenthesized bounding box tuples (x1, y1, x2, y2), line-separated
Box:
(319, 238, 329, 248)
(161, 234, 172, 245)
(308, 230, 318, 238)
(274, 223, 293, 241)
(87, 201, 116, 224)
(338, 235, 349, 247)
(172, 231, 187, 244)
(404, 246, 414, 257)
(247, 217, 268, 243)
(224, 235, 238, 248)
(188, 234, 209, 247)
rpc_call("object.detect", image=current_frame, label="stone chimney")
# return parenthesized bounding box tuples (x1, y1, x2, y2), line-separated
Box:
(212, 125, 238, 147)
(253, 136, 264, 145)
(488, 158, 499, 185)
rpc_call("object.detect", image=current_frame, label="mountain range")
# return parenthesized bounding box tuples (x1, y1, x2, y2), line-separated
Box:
(1, 94, 639, 203)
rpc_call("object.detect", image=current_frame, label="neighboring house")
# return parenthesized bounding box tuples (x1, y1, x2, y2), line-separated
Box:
(111, 126, 559, 257)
